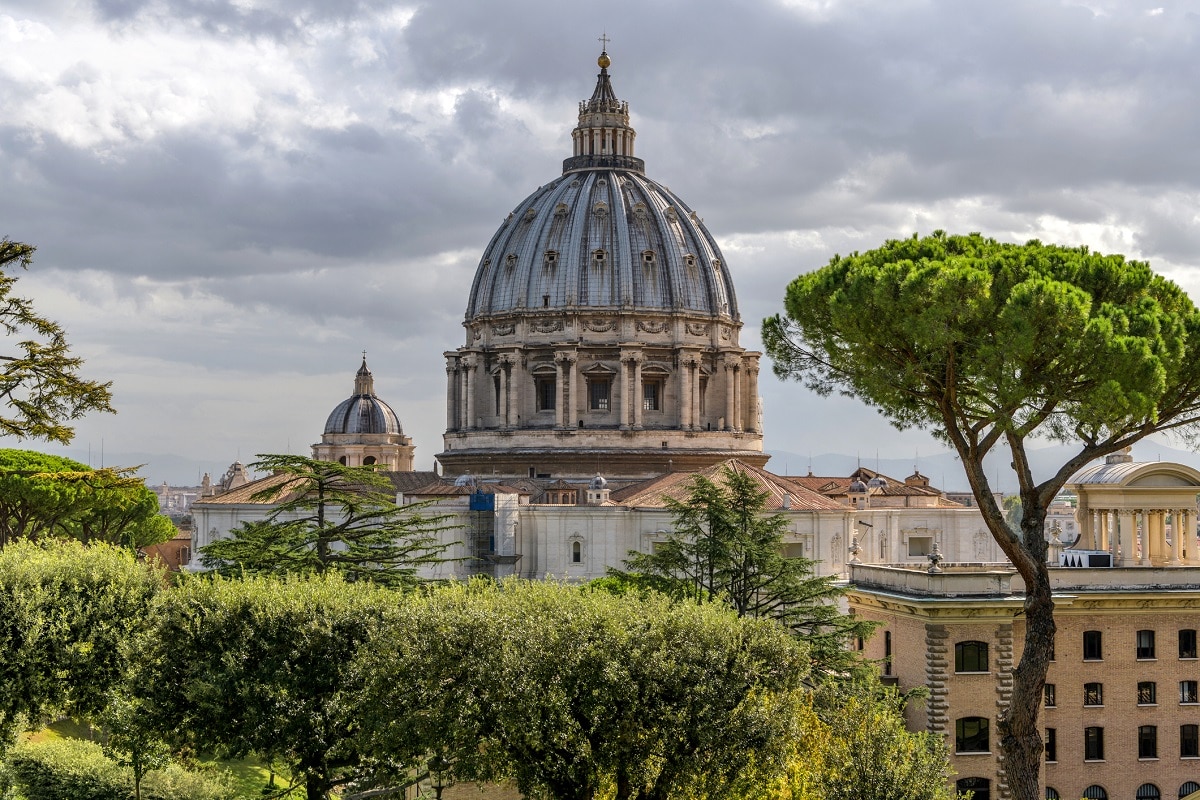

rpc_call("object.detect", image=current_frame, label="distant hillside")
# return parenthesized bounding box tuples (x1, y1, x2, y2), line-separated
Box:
(766, 440, 1200, 495)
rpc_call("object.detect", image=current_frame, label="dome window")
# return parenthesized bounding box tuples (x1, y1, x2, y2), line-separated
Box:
(506, 254, 518, 270)
(593, 201, 609, 217)
(554, 203, 568, 217)
(684, 254, 696, 269)
(665, 207, 678, 222)
(544, 251, 558, 268)
(524, 208, 537, 222)
(642, 250, 656, 266)
(592, 249, 607, 266)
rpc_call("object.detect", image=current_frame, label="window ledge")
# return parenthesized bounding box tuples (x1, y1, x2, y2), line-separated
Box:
(1083, 658, 1103, 662)
(1181, 702, 1200, 706)
(1083, 705, 1105, 709)
(1137, 757, 1160, 762)
(1083, 759, 1106, 763)
(1136, 658, 1158, 662)
(1181, 657, 1198, 661)
(954, 751, 992, 757)
(955, 671, 992, 676)
(1137, 703, 1159, 708)
(1181, 756, 1200, 760)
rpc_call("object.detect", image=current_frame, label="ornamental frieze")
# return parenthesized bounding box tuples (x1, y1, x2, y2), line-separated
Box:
(686, 322, 709, 336)
(637, 320, 668, 334)
(530, 319, 565, 333)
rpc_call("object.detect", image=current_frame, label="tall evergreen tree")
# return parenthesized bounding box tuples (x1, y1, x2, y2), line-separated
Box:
(0, 239, 113, 444)
(200, 454, 453, 588)
(611, 464, 873, 679)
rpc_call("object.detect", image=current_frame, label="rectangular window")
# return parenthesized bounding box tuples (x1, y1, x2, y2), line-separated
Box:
(1138, 725, 1158, 759)
(642, 380, 661, 411)
(1044, 684, 1056, 708)
(535, 376, 556, 412)
(698, 376, 707, 416)
(1182, 680, 1199, 704)
(1138, 681, 1157, 705)
(955, 717, 990, 753)
(1137, 629, 1156, 659)
(884, 630, 893, 677)
(1083, 630, 1103, 660)
(1084, 726, 1104, 761)
(493, 374, 501, 416)
(1084, 682, 1103, 706)
(1045, 728, 1057, 762)
(1181, 629, 1198, 659)
(588, 378, 610, 411)
(955, 641, 989, 673)
(1183, 724, 1200, 758)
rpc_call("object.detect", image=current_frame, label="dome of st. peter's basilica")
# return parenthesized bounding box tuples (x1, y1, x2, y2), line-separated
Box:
(438, 50, 766, 481)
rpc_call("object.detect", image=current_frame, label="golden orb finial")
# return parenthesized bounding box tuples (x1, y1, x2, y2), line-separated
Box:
(597, 32, 611, 68)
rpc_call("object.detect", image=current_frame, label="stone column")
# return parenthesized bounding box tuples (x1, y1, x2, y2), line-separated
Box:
(1180, 509, 1192, 563)
(678, 356, 692, 429)
(632, 354, 644, 429)
(723, 355, 741, 431)
(458, 363, 470, 432)
(554, 353, 567, 428)
(745, 361, 760, 434)
(1098, 509, 1109, 552)
(568, 353, 579, 428)
(497, 357, 510, 428)
(1138, 509, 1149, 566)
(465, 356, 478, 430)
(618, 353, 630, 430)
(445, 358, 459, 430)
(1118, 509, 1135, 566)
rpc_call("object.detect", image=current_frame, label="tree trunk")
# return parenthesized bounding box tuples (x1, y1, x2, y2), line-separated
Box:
(999, 515, 1056, 800)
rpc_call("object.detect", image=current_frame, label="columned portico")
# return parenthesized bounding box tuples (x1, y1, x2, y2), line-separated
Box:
(1068, 451, 1200, 567)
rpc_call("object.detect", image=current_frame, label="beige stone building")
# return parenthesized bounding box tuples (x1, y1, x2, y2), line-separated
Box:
(849, 455, 1200, 800)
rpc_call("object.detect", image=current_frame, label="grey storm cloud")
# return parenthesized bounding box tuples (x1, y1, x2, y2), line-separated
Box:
(5, 0, 1200, 482)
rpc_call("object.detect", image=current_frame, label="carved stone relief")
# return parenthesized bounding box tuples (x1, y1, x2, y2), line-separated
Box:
(686, 322, 709, 336)
(637, 320, 668, 334)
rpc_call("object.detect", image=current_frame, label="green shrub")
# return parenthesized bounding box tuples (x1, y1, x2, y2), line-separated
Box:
(6, 738, 130, 800)
(142, 763, 236, 800)
(5, 739, 236, 800)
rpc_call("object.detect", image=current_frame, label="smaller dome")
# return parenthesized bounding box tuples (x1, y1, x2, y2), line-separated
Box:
(867, 476, 888, 489)
(323, 358, 403, 436)
(589, 473, 608, 490)
(849, 479, 868, 493)
(454, 473, 478, 489)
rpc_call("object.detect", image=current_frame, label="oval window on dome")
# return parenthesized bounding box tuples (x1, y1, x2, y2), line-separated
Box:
(592, 249, 607, 266)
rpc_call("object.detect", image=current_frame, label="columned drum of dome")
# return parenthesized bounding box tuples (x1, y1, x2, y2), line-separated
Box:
(313, 358, 415, 471)
(438, 51, 767, 480)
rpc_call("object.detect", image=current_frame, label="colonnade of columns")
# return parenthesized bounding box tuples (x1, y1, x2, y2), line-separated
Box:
(443, 348, 760, 434)
(1079, 507, 1197, 566)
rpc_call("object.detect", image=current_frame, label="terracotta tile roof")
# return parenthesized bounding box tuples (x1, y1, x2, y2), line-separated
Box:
(610, 459, 846, 511)
(788, 467, 945, 498)
(195, 470, 444, 506)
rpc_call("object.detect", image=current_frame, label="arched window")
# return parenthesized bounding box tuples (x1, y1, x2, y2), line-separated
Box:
(571, 540, 582, 564)
(955, 641, 989, 672)
(1179, 782, 1200, 799)
(1082, 786, 1107, 800)
(1045, 789, 1060, 800)
(956, 778, 990, 800)
(1137, 785, 1161, 800)
(363, 456, 376, 466)
(955, 717, 989, 753)
(338, 456, 348, 465)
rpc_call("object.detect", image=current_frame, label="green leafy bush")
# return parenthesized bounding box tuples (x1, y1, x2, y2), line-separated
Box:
(6, 738, 129, 800)
(4, 738, 236, 800)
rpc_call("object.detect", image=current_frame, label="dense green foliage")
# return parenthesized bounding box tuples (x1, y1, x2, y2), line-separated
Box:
(199, 454, 452, 587)
(802, 685, 955, 800)
(608, 464, 873, 680)
(4, 738, 236, 800)
(0, 449, 174, 551)
(131, 574, 397, 800)
(358, 580, 810, 800)
(0, 239, 114, 444)
(0, 541, 161, 745)
(763, 231, 1200, 800)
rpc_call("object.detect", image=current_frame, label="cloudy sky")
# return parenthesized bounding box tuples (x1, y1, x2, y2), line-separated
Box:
(3, 0, 1200, 486)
